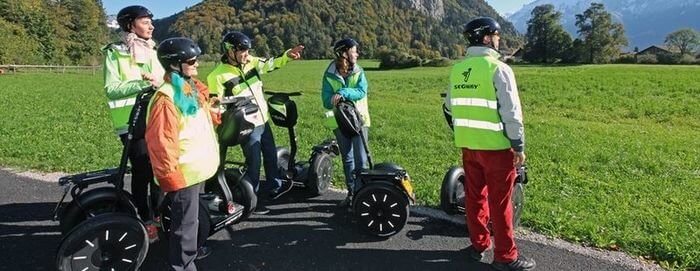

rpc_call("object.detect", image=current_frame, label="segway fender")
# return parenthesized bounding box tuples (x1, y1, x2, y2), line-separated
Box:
(59, 187, 137, 234)
(312, 138, 339, 156)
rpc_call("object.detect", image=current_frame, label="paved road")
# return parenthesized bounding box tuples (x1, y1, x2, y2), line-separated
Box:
(0, 169, 657, 271)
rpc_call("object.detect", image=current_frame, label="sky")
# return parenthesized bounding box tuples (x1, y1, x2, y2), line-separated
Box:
(104, 0, 535, 18)
(485, 0, 536, 15)
(103, 0, 202, 19)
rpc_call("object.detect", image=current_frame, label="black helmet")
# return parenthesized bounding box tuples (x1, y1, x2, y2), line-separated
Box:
(463, 17, 501, 46)
(157, 37, 202, 69)
(117, 5, 153, 32)
(333, 38, 359, 58)
(221, 31, 252, 54)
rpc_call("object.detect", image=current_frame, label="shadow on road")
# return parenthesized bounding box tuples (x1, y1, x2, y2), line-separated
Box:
(0, 202, 61, 271)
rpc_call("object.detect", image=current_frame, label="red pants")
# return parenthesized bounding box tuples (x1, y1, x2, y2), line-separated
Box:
(462, 148, 518, 262)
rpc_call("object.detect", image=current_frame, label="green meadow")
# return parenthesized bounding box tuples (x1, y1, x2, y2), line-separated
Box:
(0, 61, 698, 269)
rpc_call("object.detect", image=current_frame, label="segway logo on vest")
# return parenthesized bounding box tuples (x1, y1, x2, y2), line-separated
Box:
(454, 68, 480, 89)
(462, 68, 472, 82)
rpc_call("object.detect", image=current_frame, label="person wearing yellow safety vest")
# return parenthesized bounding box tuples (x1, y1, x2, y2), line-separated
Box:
(102, 5, 164, 232)
(146, 37, 218, 271)
(444, 17, 535, 271)
(207, 31, 304, 215)
(321, 38, 370, 208)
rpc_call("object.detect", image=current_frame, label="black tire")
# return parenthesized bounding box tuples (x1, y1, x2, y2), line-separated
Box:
(511, 183, 525, 227)
(440, 166, 465, 215)
(353, 183, 409, 238)
(226, 171, 257, 220)
(159, 198, 211, 249)
(59, 187, 137, 234)
(306, 152, 333, 196)
(56, 213, 148, 271)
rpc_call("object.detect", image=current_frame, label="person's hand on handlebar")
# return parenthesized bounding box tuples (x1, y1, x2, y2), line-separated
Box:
(331, 94, 342, 106)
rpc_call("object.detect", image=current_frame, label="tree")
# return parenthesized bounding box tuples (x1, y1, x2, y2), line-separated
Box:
(523, 4, 572, 63)
(575, 3, 628, 63)
(664, 28, 700, 56)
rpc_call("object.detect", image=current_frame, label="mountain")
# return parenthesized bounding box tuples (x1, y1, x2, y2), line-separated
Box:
(153, 0, 521, 59)
(106, 15, 118, 29)
(507, 0, 700, 49)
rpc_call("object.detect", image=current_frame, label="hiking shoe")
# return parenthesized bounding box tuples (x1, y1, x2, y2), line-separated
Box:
(270, 179, 293, 200)
(464, 245, 484, 261)
(337, 194, 352, 208)
(252, 205, 270, 215)
(196, 246, 212, 260)
(492, 256, 536, 271)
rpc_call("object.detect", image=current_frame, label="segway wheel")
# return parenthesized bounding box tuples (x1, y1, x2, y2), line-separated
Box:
(353, 183, 409, 238)
(440, 167, 465, 215)
(511, 183, 525, 227)
(56, 213, 148, 271)
(306, 152, 333, 196)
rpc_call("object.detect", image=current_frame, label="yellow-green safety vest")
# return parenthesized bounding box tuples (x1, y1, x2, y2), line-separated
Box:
(449, 55, 511, 150)
(102, 43, 164, 134)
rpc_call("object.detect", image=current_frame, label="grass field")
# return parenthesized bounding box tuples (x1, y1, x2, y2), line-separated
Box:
(1, 60, 698, 269)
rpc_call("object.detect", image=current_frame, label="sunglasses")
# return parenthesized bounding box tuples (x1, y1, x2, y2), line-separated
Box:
(184, 58, 198, 65)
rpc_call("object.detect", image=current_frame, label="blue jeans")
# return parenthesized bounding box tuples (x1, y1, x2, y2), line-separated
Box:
(241, 122, 281, 193)
(334, 127, 369, 194)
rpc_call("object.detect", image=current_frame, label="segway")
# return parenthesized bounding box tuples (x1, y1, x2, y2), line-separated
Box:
(53, 88, 257, 270)
(440, 165, 528, 227)
(334, 100, 416, 238)
(439, 93, 528, 227)
(265, 90, 339, 196)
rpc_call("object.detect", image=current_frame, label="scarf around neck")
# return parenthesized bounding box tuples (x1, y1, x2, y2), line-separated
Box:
(122, 32, 156, 64)
(170, 72, 200, 117)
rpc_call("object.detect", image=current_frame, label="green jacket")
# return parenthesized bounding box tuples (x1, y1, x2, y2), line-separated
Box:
(321, 62, 370, 129)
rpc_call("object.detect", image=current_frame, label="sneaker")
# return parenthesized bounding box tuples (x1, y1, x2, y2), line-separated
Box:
(463, 245, 484, 261)
(492, 256, 536, 271)
(252, 205, 270, 215)
(337, 194, 352, 208)
(270, 179, 293, 200)
(196, 246, 212, 260)
(144, 221, 159, 243)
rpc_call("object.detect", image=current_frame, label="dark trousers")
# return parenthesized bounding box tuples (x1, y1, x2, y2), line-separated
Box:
(462, 148, 518, 262)
(241, 122, 281, 193)
(333, 127, 369, 194)
(168, 183, 202, 271)
(120, 135, 158, 220)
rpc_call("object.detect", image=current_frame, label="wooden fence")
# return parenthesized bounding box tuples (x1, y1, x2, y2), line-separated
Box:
(0, 64, 100, 75)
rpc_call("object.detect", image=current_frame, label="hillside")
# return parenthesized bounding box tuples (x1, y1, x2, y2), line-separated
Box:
(507, 0, 700, 49)
(0, 0, 108, 65)
(153, 0, 521, 59)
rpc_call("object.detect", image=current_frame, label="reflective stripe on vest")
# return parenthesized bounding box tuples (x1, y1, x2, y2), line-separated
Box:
(322, 72, 371, 129)
(451, 98, 498, 109)
(147, 84, 220, 189)
(108, 97, 137, 109)
(453, 118, 504, 131)
(449, 55, 510, 150)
